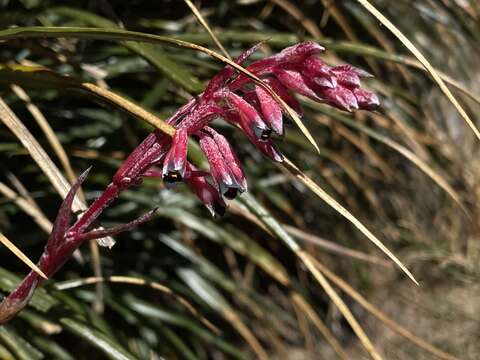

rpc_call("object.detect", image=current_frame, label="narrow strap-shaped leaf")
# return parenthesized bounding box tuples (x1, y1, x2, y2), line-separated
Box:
(355, 0, 480, 141)
(0, 233, 46, 279)
(60, 318, 136, 360)
(49, 7, 204, 93)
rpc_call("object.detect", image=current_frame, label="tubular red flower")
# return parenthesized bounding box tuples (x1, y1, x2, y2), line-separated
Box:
(223, 90, 272, 141)
(255, 85, 284, 135)
(162, 128, 188, 183)
(184, 163, 226, 217)
(177, 103, 223, 135)
(199, 133, 244, 199)
(204, 127, 247, 193)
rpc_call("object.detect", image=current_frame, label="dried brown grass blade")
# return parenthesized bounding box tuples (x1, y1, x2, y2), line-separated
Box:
(222, 309, 269, 360)
(269, 0, 322, 38)
(297, 250, 382, 360)
(319, 0, 380, 74)
(10, 84, 84, 200)
(312, 258, 460, 360)
(291, 293, 348, 360)
(0, 182, 52, 234)
(314, 113, 469, 217)
(54, 275, 219, 335)
(356, 0, 480, 141)
(230, 202, 390, 266)
(0, 233, 47, 279)
(282, 157, 419, 286)
(6, 172, 39, 209)
(183, 0, 231, 59)
(334, 122, 393, 178)
(79, 82, 175, 136)
(284, 225, 391, 267)
(0, 96, 84, 212)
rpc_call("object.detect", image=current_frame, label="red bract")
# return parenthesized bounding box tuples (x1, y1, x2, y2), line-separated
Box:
(331, 66, 361, 89)
(302, 56, 336, 88)
(272, 41, 325, 64)
(272, 67, 321, 101)
(320, 86, 359, 112)
(353, 88, 380, 110)
(0, 41, 380, 324)
(263, 77, 303, 116)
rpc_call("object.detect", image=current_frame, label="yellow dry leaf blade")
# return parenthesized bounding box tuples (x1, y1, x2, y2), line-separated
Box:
(55, 275, 218, 335)
(298, 251, 383, 360)
(183, 0, 231, 59)
(313, 258, 460, 360)
(283, 157, 419, 286)
(0, 96, 84, 212)
(0, 233, 47, 279)
(356, 0, 480, 141)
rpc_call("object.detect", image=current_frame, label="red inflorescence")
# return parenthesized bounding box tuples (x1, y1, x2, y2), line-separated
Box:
(159, 41, 378, 214)
(0, 42, 379, 323)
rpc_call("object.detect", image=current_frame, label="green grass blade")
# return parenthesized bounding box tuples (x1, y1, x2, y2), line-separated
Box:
(47, 7, 204, 93)
(60, 318, 136, 360)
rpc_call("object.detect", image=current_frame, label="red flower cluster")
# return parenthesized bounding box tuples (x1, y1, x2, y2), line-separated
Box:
(150, 41, 378, 216)
(0, 42, 379, 323)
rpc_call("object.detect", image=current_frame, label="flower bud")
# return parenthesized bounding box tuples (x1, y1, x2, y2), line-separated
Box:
(302, 57, 336, 88)
(272, 67, 321, 101)
(220, 109, 283, 162)
(319, 86, 359, 112)
(273, 41, 325, 64)
(331, 65, 361, 89)
(353, 88, 380, 110)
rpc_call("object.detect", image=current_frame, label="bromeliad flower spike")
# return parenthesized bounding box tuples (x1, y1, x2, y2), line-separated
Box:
(0, 41, 379, 323)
